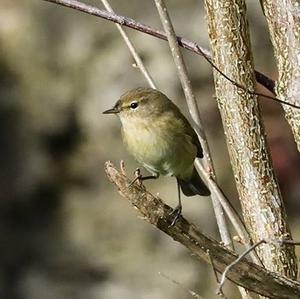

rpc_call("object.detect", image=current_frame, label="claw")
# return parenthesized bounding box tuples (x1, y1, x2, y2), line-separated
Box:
(129, 168, 144, 188)
(169, 205, 182, 227)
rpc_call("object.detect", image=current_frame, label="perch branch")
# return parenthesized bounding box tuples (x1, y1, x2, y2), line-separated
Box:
(104, 161, 300, 298)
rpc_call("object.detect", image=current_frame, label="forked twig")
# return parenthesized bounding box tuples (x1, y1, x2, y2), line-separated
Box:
(217, 239, 300, 295)
(206, 250, 228, 299)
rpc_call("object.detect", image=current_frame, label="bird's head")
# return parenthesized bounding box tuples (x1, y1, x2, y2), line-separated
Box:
(103, 87, 171, 123)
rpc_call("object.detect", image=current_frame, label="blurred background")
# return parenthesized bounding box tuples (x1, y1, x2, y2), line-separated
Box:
(0, 1, 299, 298)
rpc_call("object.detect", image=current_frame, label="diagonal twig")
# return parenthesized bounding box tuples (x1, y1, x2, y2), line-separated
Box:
(100, 0, 156, 89)
(154, 0, 231, 251)
(42, 0, 300, 110)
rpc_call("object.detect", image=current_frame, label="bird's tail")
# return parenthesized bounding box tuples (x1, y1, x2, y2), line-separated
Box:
(177, 168, 210, 197)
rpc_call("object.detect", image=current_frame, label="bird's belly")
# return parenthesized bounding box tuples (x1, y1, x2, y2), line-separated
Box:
(122, 126, 196, 178)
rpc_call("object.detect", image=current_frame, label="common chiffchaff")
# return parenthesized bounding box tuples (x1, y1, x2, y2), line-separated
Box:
(103, 87, 210, 225)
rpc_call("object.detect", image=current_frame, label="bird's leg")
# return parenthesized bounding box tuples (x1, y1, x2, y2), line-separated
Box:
(129, 168, 158, 187)
(169, 180, 182, 226)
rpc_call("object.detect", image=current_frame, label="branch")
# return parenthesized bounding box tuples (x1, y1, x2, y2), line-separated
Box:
(196, 162, 261, 266)
(153, 0, 231, 247)
(104, 161, 300, 299)
(100, 0, 156, 89)
(43, 0, 277, 96)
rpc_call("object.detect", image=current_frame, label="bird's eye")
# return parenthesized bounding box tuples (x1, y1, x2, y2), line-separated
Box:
(130, 101, 139, 109)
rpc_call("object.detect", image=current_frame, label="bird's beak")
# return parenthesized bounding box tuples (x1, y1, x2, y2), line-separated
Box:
(102, 107, 119, 114)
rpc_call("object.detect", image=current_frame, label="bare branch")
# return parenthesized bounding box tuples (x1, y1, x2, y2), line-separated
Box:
(206, 250, 228, 299)
(104, 161, 300, 298)
(100, 0, 156, 89)
(196, 162, 262, 266)
(218, 240, 266, 295)
(43, 0, 295, 105)
(195, 44, 300, 109)
(153, 0, 231, 248)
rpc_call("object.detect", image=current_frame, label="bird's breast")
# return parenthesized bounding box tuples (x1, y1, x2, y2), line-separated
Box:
(120, 116, 196, 178)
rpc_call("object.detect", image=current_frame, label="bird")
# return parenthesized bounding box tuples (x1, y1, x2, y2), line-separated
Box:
(103, 87, 210, 225)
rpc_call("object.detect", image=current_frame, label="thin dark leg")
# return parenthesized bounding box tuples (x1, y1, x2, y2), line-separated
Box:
(140, 175, 159, 181)
(170, 179, 182, 226)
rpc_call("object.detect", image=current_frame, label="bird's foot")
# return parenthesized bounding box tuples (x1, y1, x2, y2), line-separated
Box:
(169, 205, 182, 227)
(129, 168, 145, 187)
(129, 169, 158, 188)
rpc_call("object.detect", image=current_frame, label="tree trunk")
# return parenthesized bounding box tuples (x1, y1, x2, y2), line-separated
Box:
(261, 0, 300, 152)
(203, 0, 298, 279)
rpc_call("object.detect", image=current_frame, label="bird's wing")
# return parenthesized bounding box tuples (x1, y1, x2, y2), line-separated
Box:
(189, 126, 203, 158)
(174, 107, 204, 158)
(166, 97, 204, 159)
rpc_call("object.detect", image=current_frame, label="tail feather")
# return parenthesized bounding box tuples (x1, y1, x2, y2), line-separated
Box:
(177, 168, 210, 197)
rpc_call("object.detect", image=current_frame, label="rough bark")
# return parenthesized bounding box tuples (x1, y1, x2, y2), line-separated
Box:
(261, 0, 300, 152)
(104, 162, 300, 298)
(203, 0, 298, 278)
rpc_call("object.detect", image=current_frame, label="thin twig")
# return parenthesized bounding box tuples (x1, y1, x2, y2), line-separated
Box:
(196, 161, 262, 266)
(217, 238, 300, 295)
(154, 0, 232, 249)
(100, 0, 156, 89)
(207, 249, 220, 284)
(195, 45, 300, 109)
(42, 0, 300, 110)
(207, 250, 228, 299)
(217, 240, 266, 295)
